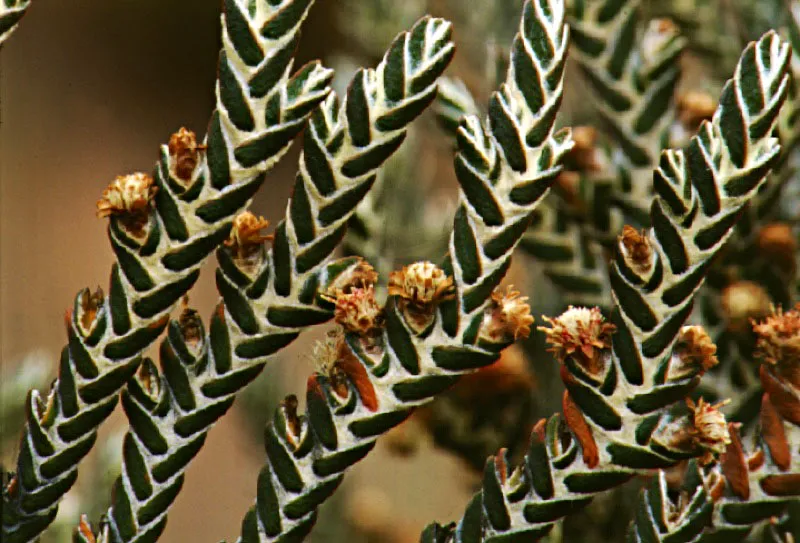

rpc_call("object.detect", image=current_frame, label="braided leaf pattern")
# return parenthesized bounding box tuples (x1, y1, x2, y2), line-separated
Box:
(434, 55, 611, 308)
(237, 1, 572, 541)
(0, 0, 29, 45)
(570, 0, 686, 231)
(422, 30, 792, 543)
(629, 379, 800, 543)
(626, 463, 716, 543)
(1, 1, 333, 540)
(97, 16, 456, 543)
(694, 1, 800, 426)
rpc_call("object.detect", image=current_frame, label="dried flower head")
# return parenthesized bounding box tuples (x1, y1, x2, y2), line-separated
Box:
(687, 398, 731, 463)
(168, 127, 205, 181)
(481, 286, 535, 342)
(312, 330, 377, 409)
(279, 395, 304, 449)
(757, 223, 796, 273)
(334, 285, 383, 336)
(721, 280, 772, 332)
(178, 300, 204, 355)
(538, 306, 615, 376)
(388, 261, 455, 308)
(96, 173, 158, 233)
(677, 90, 717, 130)
(324, 259, 379, 300)
(76, 287, 104, 338)
(669, 325, 719, 381)
(753, 303, 800, 387)
(619, 225, 653, 274)
(224, 212, 272, 271)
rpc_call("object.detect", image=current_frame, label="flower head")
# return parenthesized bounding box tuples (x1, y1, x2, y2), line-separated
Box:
(753, 303, 800, 387)
(76, 287, 104, 338)
(688, 398, 731, 463)
(619, 225, 653, 274)
(334, 285, 383, 336)
(669, 325, 719, 381)
(388, 261, 455, 307)
(178, 299, 204, 356)
(96, 173, 158, 232)
(168, 127, 204, 181)
(324, 259, 378, 299)
(538, 306, 615, 376)
(481, 286, 535, 343)
(224, 212, 272, 271)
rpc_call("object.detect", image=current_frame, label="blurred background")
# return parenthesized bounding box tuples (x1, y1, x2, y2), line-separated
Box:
(1, 1, 794, 542)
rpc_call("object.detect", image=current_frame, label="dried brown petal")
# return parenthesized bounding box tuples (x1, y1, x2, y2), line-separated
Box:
(77, 515, 96, 543)
(760, 365, 800, 425)
(562, 390, 598, 468)
(760, 393, 790, 470)
(760, 473, 800, 496)
(720, 423, 749, 499)
(335, 344, 378, 412)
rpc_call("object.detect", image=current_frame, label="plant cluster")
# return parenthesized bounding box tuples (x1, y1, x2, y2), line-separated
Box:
(1, 0, 798, 542)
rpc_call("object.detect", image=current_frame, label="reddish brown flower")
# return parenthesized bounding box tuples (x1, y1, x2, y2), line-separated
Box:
(481, 286, 535, 343)
(669, 325, 719, 381)
(538, 306, 615, 376)
(619, 225, 653, 274)
(76, 287, 104, 338)
(224, 212, 272, 271)
(168, 127, 205, 181)
(688, 398, 732, 464)
(334, 285, 383, 336)
(753, 303, 800, 387)
(323, 258, 378, 299)
(388, 261, 455, 307)
(388, 261, 455, 333)
(96, 173, 158, 235)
